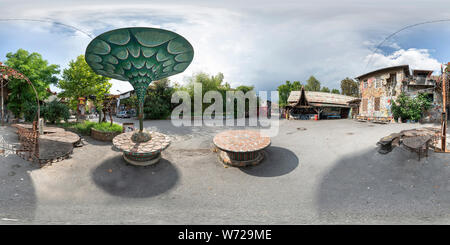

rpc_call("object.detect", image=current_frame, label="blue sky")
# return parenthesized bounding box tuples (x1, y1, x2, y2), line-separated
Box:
(1, 0, 450, 94)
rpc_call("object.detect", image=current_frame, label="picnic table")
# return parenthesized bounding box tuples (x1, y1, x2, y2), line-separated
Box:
(402, 135, 432, 161)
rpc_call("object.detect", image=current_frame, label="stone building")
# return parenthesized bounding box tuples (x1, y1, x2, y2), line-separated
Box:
(355, 65, 441, 122)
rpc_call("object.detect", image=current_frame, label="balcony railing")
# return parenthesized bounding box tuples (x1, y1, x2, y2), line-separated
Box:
(408, 77, 435, 86)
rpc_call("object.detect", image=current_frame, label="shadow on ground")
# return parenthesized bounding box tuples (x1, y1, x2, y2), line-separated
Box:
(317, 146, 450, 223)
(240, 146, 299, 177)
(91, 155, 179, 198)
(82, 136, 113, 146)
(0, 126, 37, 223)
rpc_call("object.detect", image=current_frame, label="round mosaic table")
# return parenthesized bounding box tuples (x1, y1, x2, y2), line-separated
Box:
(213, 130, 271, 167)
(112, 131, 171, 166)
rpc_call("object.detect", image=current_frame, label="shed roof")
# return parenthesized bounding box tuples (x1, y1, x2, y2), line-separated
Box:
(287, 90, 357, 106)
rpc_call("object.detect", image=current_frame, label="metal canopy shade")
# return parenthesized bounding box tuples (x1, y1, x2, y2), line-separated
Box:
(85, 27, 194, 136)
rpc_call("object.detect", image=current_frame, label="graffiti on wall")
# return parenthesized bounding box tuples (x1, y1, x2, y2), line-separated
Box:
(359, 70, 403, 118)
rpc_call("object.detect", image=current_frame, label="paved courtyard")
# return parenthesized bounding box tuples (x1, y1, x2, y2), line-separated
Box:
(0, 119, 449, 224)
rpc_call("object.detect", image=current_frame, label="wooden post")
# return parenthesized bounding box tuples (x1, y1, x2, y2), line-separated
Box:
(1, 77, 3, 126)
(441, 64, 448, 152)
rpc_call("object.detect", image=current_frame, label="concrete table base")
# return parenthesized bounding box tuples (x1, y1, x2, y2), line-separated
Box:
(123, 152, 161, 166)
(218, 149, 265, 167)
(113, 131, 170, 167)
(213, 130, 271, 168)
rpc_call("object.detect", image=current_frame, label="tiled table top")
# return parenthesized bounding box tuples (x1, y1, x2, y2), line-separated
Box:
(213, 130, 270, 153)
(113, 131, 171, 154)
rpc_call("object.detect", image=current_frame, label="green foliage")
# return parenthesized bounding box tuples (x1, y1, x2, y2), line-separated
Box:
(57, 55, 111, 116)
(22, 99, 70, 123)
(184, 72, 227, 99)
(305, 76, 321, 91)
(59, 121, 96, 135)
(143, 78, 175, 119)
(320, 87, 330, 92)
(331, 88, 340, 94)
(121, 94, 138, 110)
(182, 72, 231, 112)
(23, 101, 39, 122)
(59, 121, 122, 135)
(277, 80, 302, 108)
(340, 77, 359, 97)
(235, 85, 255, 94)
(175, 72, 258, 117)
(92, 122, 123, 133)
(42, 99, 70, 124)
(4, 49, 60, 118)
(391, 93, 432, 121)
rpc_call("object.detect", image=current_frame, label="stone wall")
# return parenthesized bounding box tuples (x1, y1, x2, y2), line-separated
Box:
(359, 68, 405, 119)
(91, 128, 121, 142)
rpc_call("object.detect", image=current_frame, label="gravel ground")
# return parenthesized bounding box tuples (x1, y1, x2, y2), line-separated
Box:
(0, 119, 448, 224)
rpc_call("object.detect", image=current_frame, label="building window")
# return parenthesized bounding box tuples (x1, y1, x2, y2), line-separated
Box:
(374, 78, 381, 88)
(363, 80, 368, 88)
(362, 98, 368, 112)
(374, 97, 380, 111)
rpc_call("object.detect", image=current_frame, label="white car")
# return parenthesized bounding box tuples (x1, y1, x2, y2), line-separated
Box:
(116, 111, 130, 118)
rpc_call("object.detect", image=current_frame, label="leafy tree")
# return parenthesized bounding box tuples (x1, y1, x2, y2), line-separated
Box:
(23, 101, 39, 122)
(176, 72, 259, 117)
(57, 55, 111, 120)
(291, 81, 302, 91)
(182, 72, 230, 113)
(305, 76, 321, 91)
(331, 88, 340, 94)
(320, 87, 330, 92)
(3, 49, 60, 118)
(340, 77, 359, 97)
(23, 99, 70, 123)
(277, 81, 303, 108)
(277, 81, 293, 108)
(42, 99, 70, 124)
(144, 78, 175, 119)
(391, 92, 432, 121)
(235, 85, 255, 94)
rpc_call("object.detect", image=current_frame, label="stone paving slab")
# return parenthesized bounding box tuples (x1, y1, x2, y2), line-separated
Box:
(112, 131, 171, 154)
(40, 131, 80, 145)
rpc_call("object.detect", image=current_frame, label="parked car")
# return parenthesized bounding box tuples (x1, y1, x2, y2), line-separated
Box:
(116, 111, 130, 118)
(127, 110, 137, 117)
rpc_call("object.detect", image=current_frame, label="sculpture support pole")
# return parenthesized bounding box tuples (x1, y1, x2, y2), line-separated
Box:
(139, 101, 144, 132)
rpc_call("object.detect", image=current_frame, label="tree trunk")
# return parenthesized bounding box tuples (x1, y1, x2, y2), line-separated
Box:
(109, 110, 113, 126)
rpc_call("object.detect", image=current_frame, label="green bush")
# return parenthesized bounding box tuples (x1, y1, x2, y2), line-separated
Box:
(23, 102, 38, 122)
(42, 99, 70, 124)
(391, 93, 432, 122)
(59, 121, 122, 135)
(23, 99, 70, 123)
(92, 122, 123, 133)
(59, 121, 96, 135)
(143, 86, 174, 119)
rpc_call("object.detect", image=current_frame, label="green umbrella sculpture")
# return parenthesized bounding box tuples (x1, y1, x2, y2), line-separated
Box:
(85, 27, 194, 142)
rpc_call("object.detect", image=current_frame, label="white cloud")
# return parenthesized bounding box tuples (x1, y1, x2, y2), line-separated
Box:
(1, 0, 449, 94)
(366, 48, 442, 73)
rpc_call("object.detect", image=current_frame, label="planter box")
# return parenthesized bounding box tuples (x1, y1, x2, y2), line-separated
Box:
(91, 128, 121, 142)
